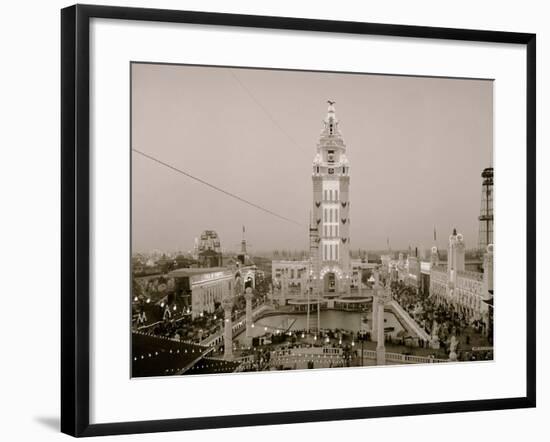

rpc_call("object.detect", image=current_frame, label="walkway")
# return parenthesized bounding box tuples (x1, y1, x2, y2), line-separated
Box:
(389, 299, 431, 342)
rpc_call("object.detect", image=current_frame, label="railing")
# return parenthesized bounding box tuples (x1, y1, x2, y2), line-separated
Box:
(362, 349, 377, 359)
(272, 346, 343, 358)
(361, 349, 447, 364)
(268, 352, 346, 368)
(237, 348, 447, 371)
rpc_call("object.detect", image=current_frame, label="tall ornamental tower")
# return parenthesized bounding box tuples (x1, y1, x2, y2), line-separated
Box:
(478, 167, 494, 253)
(310, 101, 351, 294)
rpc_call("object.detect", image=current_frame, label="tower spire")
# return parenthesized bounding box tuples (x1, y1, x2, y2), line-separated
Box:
(327, 100, 336, 117)
(241, 225, 247, 254)
(320, 100, 343, 140)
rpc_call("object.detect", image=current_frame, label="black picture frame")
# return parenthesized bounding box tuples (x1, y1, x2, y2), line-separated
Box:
(61, 4, 536, 437)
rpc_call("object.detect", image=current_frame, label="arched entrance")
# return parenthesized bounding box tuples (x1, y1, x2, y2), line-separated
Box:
(319, 266, 344, 295)
(323, 272, 336, 293)
(243, 270, 255, 289)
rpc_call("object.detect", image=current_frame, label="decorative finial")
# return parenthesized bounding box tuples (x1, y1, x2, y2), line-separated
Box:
(327, 100, 335, 106)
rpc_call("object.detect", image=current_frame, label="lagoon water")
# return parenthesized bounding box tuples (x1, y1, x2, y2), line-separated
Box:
(239, 310, 405, 340)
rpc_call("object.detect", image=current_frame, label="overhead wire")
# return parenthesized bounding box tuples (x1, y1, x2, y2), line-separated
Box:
(133, 148, 303, 227)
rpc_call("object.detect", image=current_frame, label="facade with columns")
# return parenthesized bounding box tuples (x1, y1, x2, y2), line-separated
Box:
(429, 229, 493, 322)
(168, 267, 233, 319)
(429, 265, 449, 300)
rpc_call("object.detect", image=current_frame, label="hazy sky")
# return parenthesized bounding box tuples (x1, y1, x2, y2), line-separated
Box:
(131, 63, 492, 254)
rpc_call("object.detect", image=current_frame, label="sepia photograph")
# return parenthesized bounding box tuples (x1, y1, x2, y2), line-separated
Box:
(130, 62, 494, 378)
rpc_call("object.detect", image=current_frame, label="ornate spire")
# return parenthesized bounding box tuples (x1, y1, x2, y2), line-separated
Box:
(321, 100, 341, 139)
(327, 100, 337, 120)
(314, 101, 348, 167)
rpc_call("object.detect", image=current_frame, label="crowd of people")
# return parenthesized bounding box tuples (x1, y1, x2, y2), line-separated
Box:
(133, 290, 270, 347)
(132, 272, 494, 366)
(391, 281, 493, 361)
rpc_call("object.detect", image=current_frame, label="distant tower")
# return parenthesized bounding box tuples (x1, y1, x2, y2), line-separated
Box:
(310, 101, 351, 294)
(448, 228, 465, 288)
(430, 226, 440, 266)
(430, 246, 440, 267)
(240, 225, 247, 255)
(478, 167, 494, 252)
(237, 225, 248, 265)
